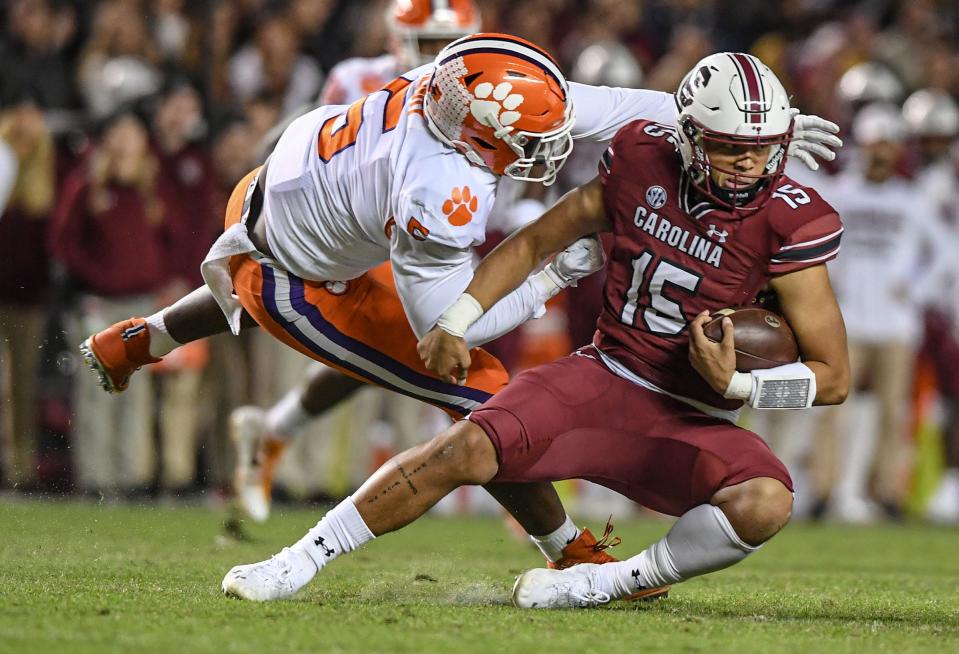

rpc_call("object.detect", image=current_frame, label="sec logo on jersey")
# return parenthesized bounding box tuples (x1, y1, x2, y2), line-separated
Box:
(646, 185, 667, 209)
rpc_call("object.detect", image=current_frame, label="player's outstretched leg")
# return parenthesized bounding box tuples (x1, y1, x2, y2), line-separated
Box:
(222, 420, 500, 601)
(229, 373, 601, 570)
(80, 285, 248, 393)
(232, 364, 365, 522)
(512, 477, 793, 609)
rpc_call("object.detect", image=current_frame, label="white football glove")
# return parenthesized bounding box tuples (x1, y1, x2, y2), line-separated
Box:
(543, 235, 606, 288)
(787, 108, 843, 171)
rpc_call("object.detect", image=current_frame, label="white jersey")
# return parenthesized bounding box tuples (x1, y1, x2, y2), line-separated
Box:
(261, 65, 675, 340)
(821, 163, 943, 343)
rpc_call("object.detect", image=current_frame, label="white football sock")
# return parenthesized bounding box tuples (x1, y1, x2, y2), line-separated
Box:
(529, 515, 580, 562)
(291, 497, 375, 569)
(598, 504, 759, 598)
(144, 310, 179, 358)
(265, 387, 314, 440)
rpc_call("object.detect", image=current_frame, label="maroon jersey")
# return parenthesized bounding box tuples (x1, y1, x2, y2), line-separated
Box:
(594, 120, 843, 410)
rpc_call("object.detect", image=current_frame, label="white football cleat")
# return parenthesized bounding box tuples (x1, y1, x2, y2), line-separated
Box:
(511, 563, 612, 609)
(222, 547, 317, 601)
(230, 406, 285, 523)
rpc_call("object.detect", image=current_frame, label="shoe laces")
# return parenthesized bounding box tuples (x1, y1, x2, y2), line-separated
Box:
(558, 582, 611, 608)
(265, 548, 297, 590)
(593, 515, 622, 552)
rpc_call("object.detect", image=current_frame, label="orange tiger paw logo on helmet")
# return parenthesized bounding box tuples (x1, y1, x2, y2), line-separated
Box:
(443, 186, 478, 226)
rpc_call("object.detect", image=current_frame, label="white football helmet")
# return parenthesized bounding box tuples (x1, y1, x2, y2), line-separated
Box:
(852, 103, 907, 146)
(675, 52, 793, 212)
(836, 62, 904, 106)
(902, 89, 959, 139)
(388, 0, 480, 69)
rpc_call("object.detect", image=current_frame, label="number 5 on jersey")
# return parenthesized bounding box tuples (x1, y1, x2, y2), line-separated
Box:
(317, 76, 413, 162)
(621, 249, 703, 336)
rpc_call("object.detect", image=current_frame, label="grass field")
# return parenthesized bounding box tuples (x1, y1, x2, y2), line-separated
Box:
(1, 499, 958, 654)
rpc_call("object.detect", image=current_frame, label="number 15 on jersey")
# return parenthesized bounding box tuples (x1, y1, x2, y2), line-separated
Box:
(620, 248, 703, 336)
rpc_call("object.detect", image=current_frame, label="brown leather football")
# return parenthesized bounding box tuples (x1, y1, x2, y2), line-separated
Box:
(702, 307, 799, 371)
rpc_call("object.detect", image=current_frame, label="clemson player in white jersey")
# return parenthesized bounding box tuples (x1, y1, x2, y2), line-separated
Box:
(79, 34, 840, 571)
(230, 0, 484, 525)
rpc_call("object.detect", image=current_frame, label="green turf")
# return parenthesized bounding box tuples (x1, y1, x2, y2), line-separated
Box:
(1, 500, 957, 654)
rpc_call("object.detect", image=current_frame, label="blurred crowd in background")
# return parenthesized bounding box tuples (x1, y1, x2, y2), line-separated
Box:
(2, 0, 959, 526)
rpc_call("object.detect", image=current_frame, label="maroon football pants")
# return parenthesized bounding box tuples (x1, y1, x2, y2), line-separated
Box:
(469, 349, 792, 517)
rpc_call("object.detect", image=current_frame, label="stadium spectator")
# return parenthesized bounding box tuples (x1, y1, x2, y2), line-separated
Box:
(873, 0, 945, 91)
(0, 0, 79, 109)
(227, 13, 323, 117)
(77, 0, 163, 120)
(152, 0, 203, 73)
(643, 24, 713, 92)
(0, 100, 56, 489)
(49, 110, 166, 496)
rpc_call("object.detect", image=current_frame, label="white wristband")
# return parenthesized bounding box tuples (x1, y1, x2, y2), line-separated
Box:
(723, 372, 753, 401)
(723, 363, 817, 409)
(436, 293, 484, 338)
(750, 362, 816, 409)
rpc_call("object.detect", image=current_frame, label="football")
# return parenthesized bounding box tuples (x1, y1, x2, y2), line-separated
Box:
(703, 307, 799, 371)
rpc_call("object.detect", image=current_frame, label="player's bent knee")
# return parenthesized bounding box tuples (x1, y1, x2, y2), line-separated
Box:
(713, 477, 793, 546)
(429, 420, 499, 486)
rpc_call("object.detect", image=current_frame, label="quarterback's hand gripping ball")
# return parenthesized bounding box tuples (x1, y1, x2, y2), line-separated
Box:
(702, 307, 799, 371)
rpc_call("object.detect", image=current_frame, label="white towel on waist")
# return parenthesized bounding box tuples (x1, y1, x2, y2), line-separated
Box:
(201, 222, 258, 335)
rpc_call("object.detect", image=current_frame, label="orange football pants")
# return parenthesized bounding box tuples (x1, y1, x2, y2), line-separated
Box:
(224, 168, 508, 418)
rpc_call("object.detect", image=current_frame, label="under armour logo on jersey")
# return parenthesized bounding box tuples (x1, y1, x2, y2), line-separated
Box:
(470, 82, 524, 127)
(442, 186, 478, 226)
(706, 224, 728, 243)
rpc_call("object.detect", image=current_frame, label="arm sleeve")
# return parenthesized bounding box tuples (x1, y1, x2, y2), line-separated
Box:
(390, 229, 549, 346)
(569, 82, 676, 144)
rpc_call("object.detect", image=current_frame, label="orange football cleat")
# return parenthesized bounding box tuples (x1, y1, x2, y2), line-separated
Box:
(549, 517, 669, 602)
(79, 318, 161, 393)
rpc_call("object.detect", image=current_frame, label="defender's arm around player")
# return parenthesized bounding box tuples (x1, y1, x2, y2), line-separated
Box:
(221, 52, 849, 607)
